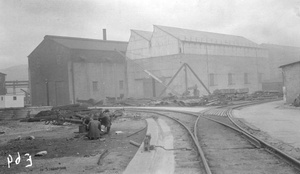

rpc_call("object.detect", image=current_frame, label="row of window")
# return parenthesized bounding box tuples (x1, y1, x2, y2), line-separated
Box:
(1, 96, 17, 101)
(92, 80, 124, 92)
(209, 73, 263, 86)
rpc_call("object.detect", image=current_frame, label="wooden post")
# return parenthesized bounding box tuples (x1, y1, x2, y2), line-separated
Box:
(152, 77, 156, 97)
(45, 79, 50, 106)
(184, 64, 188, 94)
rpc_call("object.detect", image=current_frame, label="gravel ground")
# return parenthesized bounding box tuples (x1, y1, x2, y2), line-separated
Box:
(197, 114, 299, 174)
(0, 112, 147, 174)
(231, 115, 300, 161)
(232, 101, 300, 161)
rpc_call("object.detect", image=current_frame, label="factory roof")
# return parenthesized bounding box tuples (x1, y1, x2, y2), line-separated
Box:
(131, 30, 152, 41)
(28, 35, 127, 63)
(155, 25, 259, 48)
(44, 35, 128, 51)
(279, 61, 300, 68)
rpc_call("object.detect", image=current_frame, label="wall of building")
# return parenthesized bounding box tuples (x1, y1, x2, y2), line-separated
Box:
(72, 61, 125, 101)
(28, 39, 70, 106)
(70, 49, 126, 102)
(183, 42, 268, 57)
(261, 44, 300, 83)
(262, 82, 283, 92)
(282, 63, 300, 104)
(126, 27, 180, 60)
(0, 95, 25, 108)
(128, 53, 263, 98)
(150, 27, 180, 57)
(0, 74, 6, 95)
(0, 96, 5, 108)
(126, 27, 269, 98)
(126, 32, 151, 59)
(182, 41, 268, 86)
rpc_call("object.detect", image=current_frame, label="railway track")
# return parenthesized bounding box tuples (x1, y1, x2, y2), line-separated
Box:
(125, 100, 300, 174)
(131, 109, 205, 173)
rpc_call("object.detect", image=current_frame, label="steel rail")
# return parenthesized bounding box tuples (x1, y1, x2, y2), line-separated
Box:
(123, 99, 285, 174)
(227, 105, 300, 172)
(126, 108, 212, 174)
(194, 99, 300, 172)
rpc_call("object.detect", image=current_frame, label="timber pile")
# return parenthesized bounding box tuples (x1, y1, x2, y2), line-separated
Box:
(23, 104, 89, 123)
(22, 104, 123, 124)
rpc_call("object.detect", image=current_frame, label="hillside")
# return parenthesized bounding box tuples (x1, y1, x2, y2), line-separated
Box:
(0, 64, 28, 81)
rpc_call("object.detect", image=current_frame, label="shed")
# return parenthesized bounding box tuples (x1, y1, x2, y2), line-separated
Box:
(28, 35, 128, 106)
(0, 94, 25, 108)
(279, 61, 300, 104)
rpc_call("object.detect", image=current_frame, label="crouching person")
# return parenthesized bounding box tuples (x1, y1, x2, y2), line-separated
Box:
(99, 109, 112, 134)
(85, 116, 102, 140)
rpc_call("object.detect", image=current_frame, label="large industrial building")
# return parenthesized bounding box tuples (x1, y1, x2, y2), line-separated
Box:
(126, 25, 268, 98)
(28, 26, 300, 106)
(28, 35, 127, 106)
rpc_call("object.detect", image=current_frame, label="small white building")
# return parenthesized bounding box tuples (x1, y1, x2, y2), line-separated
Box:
(0, 94, 25, 108)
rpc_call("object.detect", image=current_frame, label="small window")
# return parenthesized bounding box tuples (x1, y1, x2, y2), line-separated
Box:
(13, 96, 17, 100)
(92, 81, 98, 91)
(258, 73, 263, 83)
(119, 80, 124, 90)
(228, 73, 234, 85)
(1, 97, 3, 101)
(56, 55, 63, 65)
(209, 73, 217, 86)
(244, 73, 250, 84)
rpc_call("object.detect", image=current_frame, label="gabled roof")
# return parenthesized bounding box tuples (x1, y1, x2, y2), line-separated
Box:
(154, 25, 259, 48)
(0, 72, 6, 76)
(44, 35, 128, 51)
(279, 61, 300, 68)
(261, 43, 300, 50)
(131, 30, 152, 41)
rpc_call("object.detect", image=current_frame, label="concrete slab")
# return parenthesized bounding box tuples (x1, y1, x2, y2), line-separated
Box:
(233, 100, 300, 148)
(123, 118, 175, 174)
(137, 107, 206, 113)
(89, 106, 207, 113)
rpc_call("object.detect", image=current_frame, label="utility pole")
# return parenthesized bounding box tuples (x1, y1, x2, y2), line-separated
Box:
(45, 78, 49, 106)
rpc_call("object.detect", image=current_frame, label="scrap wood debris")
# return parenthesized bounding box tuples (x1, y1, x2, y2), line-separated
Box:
(22, 104, 124, 125)
(97, 149, 109, 165)
(19, 88, 281, 125)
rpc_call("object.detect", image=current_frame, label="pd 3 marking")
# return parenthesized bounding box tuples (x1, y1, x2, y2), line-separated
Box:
(7, 152, 32, 168)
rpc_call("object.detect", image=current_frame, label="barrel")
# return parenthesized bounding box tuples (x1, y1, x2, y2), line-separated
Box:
(79, 124, 87, 133)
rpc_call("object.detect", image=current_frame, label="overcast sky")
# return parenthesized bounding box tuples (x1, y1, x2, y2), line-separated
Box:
(0, 0, 300, 69)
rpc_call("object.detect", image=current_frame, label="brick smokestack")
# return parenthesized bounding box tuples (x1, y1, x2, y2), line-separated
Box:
(103, 29, 107, 40)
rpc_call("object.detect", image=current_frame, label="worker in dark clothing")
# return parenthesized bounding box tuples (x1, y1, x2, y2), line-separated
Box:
(99, 109, 112, 134)
(84, 116, 102, 140)
(82, 116, 91, 131)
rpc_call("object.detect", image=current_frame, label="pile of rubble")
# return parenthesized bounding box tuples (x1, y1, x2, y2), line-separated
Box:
(22, 104, 123, 125)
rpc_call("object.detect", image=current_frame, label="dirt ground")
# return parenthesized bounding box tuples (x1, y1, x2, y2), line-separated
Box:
(0, 112, 147, 174)
(233, 101, 300, 161)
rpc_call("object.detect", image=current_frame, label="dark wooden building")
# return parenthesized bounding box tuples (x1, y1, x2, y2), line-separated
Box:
(0, 72, 6, 95)
(28, 35, 127, 106)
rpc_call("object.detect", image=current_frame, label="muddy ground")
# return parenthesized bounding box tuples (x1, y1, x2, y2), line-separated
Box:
(0, 113, 147, 174)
